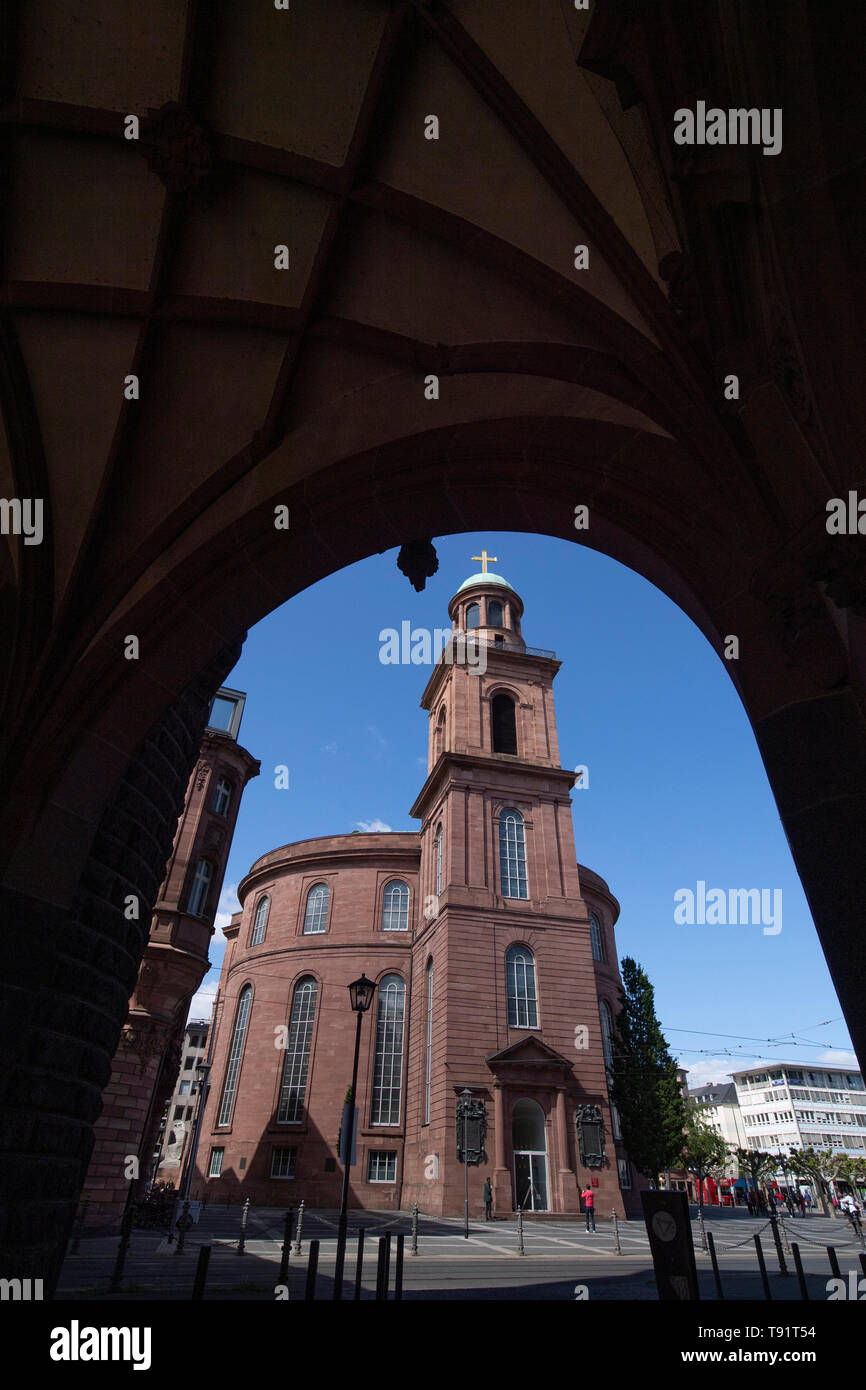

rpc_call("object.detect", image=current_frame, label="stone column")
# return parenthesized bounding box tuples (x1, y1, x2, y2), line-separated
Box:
(555, 1087, 579, 1213)
(492, 1083, 511, 1212)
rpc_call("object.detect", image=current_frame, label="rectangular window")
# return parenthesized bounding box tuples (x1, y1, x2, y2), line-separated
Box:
(184, 1056, 194, 1069)
(368, 1151, 397, 1183)
(618, 1158, 632, 1189)
(271, 1148, 297, 1179)
(208, 1148, 224, 1177)
(173, 1105, 184, 1119)
(179, 1080, 190, 1094)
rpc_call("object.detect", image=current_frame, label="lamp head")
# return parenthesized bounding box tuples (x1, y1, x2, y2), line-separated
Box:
(348, 974, 376, 1013)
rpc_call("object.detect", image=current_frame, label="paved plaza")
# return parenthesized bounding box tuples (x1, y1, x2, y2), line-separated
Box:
(56, 1205, 866, 1301)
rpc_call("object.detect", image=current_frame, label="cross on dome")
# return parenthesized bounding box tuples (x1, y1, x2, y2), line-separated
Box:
(471, 549, 498, 573)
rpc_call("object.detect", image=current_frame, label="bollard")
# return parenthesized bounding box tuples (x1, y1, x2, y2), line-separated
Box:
(375, 1237, 388, 1300)
(859, 1251, 866, 1279)
(395, 1233, 404, 1301)
(175, 1200, 192, 1255)
(516, 1206, 525, 1256)
(754, 1234, 772, 1300)
(411, 1203, 419, 1256)
(827, 1245, 841, 1279)
(354, 1229, 365, 1301)
(278, 1208, 294, 1285)
(236, 1197, 250, 1255)
(292, 1199, 305, 1255)
(706, 1232, 724, 1300)
(778, 1212, 791, 1256)
(70, 1200, 89, 1255)
(767, 1207, 788, 1276)
(383, 1231, 392, 1295)
(791, 1243, 809, 1300)
(304, 1239, 319, 1300)
(611, 1209, 622, 1256)
(191, 1244, 211, 1300)
(110, 1201, 135, 1292)
(697, 1209, 707, 1252)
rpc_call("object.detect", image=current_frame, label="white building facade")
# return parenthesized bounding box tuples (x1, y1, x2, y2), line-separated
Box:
(731, 1062, 866, 1161)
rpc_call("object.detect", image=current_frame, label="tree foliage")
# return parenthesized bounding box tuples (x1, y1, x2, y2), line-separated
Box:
(608, 958, 686, 1177)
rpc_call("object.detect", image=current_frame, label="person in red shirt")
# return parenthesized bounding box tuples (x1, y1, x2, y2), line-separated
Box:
(581, 1184, 596, 1232)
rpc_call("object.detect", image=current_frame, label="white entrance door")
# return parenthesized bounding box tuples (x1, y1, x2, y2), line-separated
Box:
(511, 1098, 550, 1211)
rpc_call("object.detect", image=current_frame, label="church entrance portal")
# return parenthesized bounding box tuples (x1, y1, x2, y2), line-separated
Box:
(512, 1099, 550, 1212)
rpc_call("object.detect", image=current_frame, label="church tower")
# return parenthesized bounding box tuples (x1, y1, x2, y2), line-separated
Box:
(404, 555, 634, 1217)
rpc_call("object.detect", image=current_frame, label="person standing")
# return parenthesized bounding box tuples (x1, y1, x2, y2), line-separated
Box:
(483, 1177, 493, 1221)
(581, 1184, 596, 1232)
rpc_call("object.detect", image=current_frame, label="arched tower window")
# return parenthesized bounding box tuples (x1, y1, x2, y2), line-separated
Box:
(590, 912, 604, 962)
(251, 894, 270, 946)
(466, 602, 480, 628)
(303, 882, 330, 934)
(435, 824, 443, 896)
(600, 999, 615, 1070)
(506, 945, 538, 1028)
(371, 975, 406, 1125)
(491, 693, 518, 754)
(217, 985, 252, 1126)
(187, 859, 214, 917)
(424, 960, 434, 1125)
(499, 809, 528, 898)
(487, 599, 503, 626)
(211, 777, 232, 816)
(277, 977, 318, 1123)
(382, 880, 409, 931)
(434, 706, 446, 759)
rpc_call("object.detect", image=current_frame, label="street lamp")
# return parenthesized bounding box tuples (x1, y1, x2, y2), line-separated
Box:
(179, 1060, 211, 1203)
(333, 974, 377, 1300)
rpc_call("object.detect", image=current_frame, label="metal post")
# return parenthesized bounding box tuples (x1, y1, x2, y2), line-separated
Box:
(236, 1197, 250, 1255)
(354, 1229, 365, 1301)
(706, 1232, 724, 1299)
(778, 1211, 791, 1255)
(174, 1200, 191, 1255)
(827, 1245, 841, 1279)
(304, 1239, 319, 1300)
(70, 1200, 89, 1254)
(612, 1209, 622, 1255)
(110, 1200, 135, 1292)
(859, 1251, 866, 1279)
(791, 1243, 809, 1300)
(191, 1244, 211, 1300)
(697, 1208, 707, 1252)
(516, 1205, 525, 1256)
(767, 1206, 788, 1275)
(292, 1199, 305, 1255)
(395, 1233, 404, 1301)
(754, 1234, 772, 1300)
(383, 1230, 391, 1296)
(278, 1208, 294, 1285)
(335, 1008, 365, 1300)
(411, 1203, 419, 1255)
(375, 1236, 387, 1299)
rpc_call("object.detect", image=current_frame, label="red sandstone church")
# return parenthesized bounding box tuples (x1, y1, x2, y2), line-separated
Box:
(196, 563, 643, 1218)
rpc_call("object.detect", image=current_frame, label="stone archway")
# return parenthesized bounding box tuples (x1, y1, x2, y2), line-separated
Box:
(1, 1, 865, 1288)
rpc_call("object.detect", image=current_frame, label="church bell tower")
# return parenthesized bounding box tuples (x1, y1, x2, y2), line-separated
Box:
(403, 553, 631, 1218)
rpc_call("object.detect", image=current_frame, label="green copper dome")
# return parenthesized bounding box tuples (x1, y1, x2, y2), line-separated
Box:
(455, 571, 515, 594)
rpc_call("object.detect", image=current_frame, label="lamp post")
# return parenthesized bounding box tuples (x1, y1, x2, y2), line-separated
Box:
(333, 973, 377, 1301)
(179, 1060, 211, 1204)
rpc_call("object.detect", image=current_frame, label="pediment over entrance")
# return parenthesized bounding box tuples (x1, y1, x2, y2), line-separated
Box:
(486, 1036, 573, 1071)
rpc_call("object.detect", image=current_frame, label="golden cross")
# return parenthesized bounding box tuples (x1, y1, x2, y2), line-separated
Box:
(472, 549, 498, 573)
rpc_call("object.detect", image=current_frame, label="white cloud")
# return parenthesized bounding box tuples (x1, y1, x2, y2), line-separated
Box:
(416, 757, 427, 769)
(322, 742, 337, 756)
(214, 883, 241, 936)
(816, 1049, 860, 1068)
(679, 1057, 738, 1089)
(187, 979, 218, 1025)
(355, 818, 392, 833)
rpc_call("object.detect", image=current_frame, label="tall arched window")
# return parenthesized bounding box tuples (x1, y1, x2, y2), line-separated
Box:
(187, 859, 214, 917)
(277, 977, 318, 1123)
(466, 602, 480, 628)
(303, 882, 330, 934)
(434, 707, 446, 759)
(590, 912, 604, 962)
(499, 809, 528, 898)
(251, 894, 270, 946)
(424, 960, 434, 1125)
(491, 693, 518, 754)
(600, 999, 615, 1070)
(217, 985, 252, 1126)
(506, 945, 538, 1028)
(487, 599, 503, 626)
(211, 777, 232, 816)
(435, 824, 443, 896)
(371, 975, 406, 1125)
(382, 880, 409, 931)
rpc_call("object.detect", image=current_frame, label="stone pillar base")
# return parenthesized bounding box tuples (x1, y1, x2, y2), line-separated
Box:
(492, 1166, 512, 1213)
(557, 1171, 580, 1213)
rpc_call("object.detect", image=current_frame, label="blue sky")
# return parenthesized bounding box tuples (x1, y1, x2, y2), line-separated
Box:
(189, 531, 858, 1087)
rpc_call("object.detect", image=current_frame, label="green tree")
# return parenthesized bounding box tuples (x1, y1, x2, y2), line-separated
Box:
(787, 1146, 839, 1217)
(608, 958, 686, 1178)
(681, 1103, 730, 1211)
(735, 1147, 780, 1209)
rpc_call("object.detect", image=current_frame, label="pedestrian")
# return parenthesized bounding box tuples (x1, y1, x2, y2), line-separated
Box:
(581, 1184, 596, 1232)
(799, 1191, 806, 1216)
(804, 1190, 812, 1212)
(483, 1177, 493, 1221)
(746, 1192, 753, 1216)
